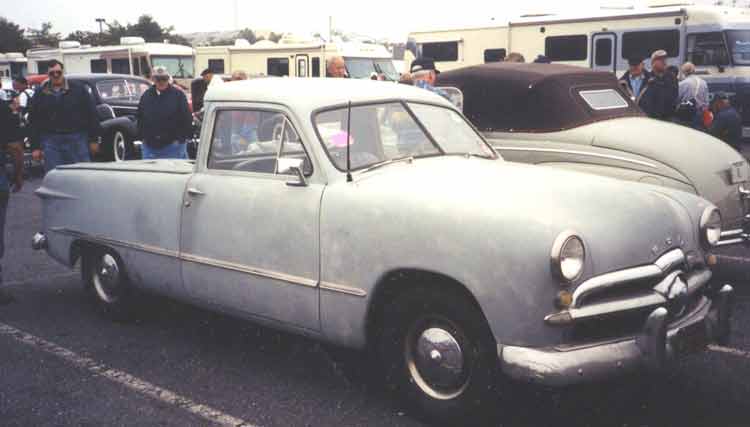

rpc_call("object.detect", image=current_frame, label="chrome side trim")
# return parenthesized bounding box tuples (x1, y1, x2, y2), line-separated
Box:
(48, 227, 368, 297)
(721, 229, 744, 238)
(320, 282, 368, 298)
(35, 187, 79, 200)
(180, 253, 318, 288)
(493, 146, 658, 168)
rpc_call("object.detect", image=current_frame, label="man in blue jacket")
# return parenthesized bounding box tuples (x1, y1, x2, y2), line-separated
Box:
(136, 66, 192, 159)
(28, 60, 100, 172)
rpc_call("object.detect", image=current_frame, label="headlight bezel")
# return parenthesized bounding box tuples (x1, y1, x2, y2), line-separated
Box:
(550, 230, 586, 284)
(699, 206, 722, 248)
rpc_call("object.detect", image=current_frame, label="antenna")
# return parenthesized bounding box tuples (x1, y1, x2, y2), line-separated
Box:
(346, 101, 353, 182)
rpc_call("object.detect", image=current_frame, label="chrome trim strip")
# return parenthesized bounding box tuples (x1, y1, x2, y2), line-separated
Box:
(721, 229, 744, 238)
(654, 249, 687, 272)
(320, 282, 368, 297)
(50, 227, 179, 258)
(492, 146, 658, 168)
(566, 293, 667, 322)
(180, 253, 318, 288)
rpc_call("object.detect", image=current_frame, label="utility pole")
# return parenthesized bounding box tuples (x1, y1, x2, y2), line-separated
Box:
(234, 0, 239, 30)
(329, 16, 333, 42)
(95, 18, 106, 45)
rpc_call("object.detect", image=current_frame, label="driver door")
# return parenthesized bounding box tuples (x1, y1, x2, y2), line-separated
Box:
(180, 105, 322, 330)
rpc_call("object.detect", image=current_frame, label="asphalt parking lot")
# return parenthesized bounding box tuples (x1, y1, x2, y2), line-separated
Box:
(1, 180, 749, 427)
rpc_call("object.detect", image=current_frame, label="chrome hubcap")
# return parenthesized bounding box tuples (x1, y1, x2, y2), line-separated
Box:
(406, 325, 469, 400)
(93, 254, 120, 304)
(114, 132, 126, 161)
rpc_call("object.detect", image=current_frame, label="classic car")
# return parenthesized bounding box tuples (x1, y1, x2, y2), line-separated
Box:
(437, 63, 750, 274)
(32, 79, 734, 421)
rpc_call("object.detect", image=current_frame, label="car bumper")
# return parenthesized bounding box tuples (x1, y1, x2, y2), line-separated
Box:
(498, 285, 734, 388)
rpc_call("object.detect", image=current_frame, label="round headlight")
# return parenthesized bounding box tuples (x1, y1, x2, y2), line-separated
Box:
(551, 231, 586, 283)
(700, 207, 722, 248)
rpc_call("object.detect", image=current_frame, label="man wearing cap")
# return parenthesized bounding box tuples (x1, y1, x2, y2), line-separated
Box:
(28, 59, 100, 172)
(639, 50, 679, 120)
(136, 66, 192, 159)
(326, 57, 348, 78)
(619, 56, 651, 103)
(191, 68, 213, 113)
(410, 58, 451, 101)
(710, 93, 743, 151)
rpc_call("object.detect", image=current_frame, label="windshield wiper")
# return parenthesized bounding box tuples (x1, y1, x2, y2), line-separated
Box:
(359, 156, 415, 175)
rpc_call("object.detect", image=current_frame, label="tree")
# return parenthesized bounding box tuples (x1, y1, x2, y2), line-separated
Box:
(66, 30, 100, 46)
(268, 32, 283, 43)
(26, 22, 61, 48)
(0, 17, 31, 53)
(72, 15, 190, 46)
(237, 28, 258, 44)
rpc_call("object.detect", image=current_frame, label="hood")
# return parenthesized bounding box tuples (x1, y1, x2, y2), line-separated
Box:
(353, 156, 709, 274)
(587, 117, 749, 228)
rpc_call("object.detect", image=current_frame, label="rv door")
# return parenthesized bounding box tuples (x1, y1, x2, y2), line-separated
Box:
(296, 54, 309, 78)
(592, 33, 617, 73)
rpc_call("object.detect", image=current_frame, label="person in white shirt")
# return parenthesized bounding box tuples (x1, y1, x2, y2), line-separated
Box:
(12, 77, 34, 112)
(678, 62, 709, 110)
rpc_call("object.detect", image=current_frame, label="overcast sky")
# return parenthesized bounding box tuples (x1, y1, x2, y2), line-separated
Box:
(4, 0, 721, 41)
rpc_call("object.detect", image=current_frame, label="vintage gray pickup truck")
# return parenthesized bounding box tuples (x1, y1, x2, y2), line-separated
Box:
(33, 78, 734, 422)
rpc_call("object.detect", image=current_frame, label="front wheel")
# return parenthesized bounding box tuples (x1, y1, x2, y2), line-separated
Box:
(81, 246, 136, 321)
(378, 287, 499, 423)
(112, 130, 135, 161)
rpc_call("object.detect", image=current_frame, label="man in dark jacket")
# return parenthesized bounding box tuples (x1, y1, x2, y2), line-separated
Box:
(28, 60, 100, 172)
(136, 66, 192, 159)
(710, 92, 743, 151)
(190, 68, 212, 113)
(0, 96, 26, 304)
(639, 50, 679, 121)
(619, 56, 651, 103)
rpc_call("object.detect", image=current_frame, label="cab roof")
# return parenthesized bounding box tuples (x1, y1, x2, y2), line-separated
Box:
(436, 63, 643, 133)
(204, 78, 454, 112)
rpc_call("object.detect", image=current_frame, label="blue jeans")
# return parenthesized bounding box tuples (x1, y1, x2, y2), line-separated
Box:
(41, 132, 91, 173)
(142, 142, 188, 160)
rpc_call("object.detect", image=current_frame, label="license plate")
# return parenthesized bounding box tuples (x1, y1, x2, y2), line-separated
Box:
(730, 161, 748, 184)
(673, 322, 708, 355)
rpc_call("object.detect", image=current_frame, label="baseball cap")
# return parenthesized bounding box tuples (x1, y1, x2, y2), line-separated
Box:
(200, 68, 212, 77)
(627, 56, 644, 66)
(410, 57, 440, 74)
(152, 66, 171, 79)
(650, 50, 668, 62)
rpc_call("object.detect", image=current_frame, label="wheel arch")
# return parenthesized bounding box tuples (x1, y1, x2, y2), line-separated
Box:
(364, 268, 493, 349)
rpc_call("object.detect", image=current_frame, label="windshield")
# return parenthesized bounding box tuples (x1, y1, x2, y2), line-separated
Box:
(726, 30, 750, 65)
(96, 79, 151, 101)
(374, 59, 399, 81)
(151, 55, 195, 79)
(345, 57, 398, 81)
(687, 32, 730, 66)
(314, 102, 495, 172)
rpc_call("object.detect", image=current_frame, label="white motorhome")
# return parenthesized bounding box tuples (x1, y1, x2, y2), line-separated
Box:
(195, 37, 398, 80)
(26, 37, 195, 87)
(0, 53, 28, 78)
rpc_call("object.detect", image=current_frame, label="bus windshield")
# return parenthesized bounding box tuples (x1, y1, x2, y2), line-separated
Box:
(345, 57, 399, 81)
(726, 30, 750, 65)
(151, 55, 195, 79)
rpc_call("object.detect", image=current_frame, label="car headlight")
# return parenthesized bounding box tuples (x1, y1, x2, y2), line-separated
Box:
(700, 207, 722, 248)
(551, 231, 586, 283)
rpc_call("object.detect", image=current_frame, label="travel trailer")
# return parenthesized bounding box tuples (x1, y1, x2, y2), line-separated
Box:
(26, 37, 195, 88)
(408, 3, 750, 134)
(195, 38, 398, 80)
(0, 53, 28, 78)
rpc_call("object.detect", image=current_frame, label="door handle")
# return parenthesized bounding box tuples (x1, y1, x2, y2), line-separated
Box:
(187, 188, 206, 197)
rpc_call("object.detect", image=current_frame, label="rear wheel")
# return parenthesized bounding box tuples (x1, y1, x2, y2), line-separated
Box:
(378, 287, 499, 423)
(81, 246, 135, 321)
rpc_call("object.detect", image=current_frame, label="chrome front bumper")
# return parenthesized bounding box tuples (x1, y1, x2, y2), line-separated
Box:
(32, 232, 48, 251)
(718, 185, 750, 246)
(499, 285, 734, 387)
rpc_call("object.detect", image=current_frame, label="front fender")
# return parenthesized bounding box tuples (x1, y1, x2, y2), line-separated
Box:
(100, 117, 138, 138)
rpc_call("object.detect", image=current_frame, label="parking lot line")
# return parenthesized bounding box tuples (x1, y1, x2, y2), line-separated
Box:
(0, 323, 257, 427)
(708, 345, 750, 359)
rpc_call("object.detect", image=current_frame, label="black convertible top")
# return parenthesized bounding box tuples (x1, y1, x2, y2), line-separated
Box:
(436, 63, 643, 133)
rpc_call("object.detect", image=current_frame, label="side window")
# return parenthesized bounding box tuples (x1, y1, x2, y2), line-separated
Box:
(622, 30, 680, 60)
(687, 33, 730, 66)
(91, 59, 107, 73)
(312, 57, 321, 77)
(420, 42, 459, 62)
(140, 57, 151, 77)
(132, 58, 141, 76)
(111, 58, 130, 74)
(545, 35, 588, 61)
(207, 109, 312, 176)
(208, 59, 225, 74)
(484, 48, 507, 63)
(267, 58, 290, 77)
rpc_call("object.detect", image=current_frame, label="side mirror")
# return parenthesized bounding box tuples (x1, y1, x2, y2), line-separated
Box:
(96, 104, 116, 121)
(277, 157, 307, 187)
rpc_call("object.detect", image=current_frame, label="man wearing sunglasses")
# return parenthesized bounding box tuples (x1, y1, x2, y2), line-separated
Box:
(136, 66, 192, 159)
(28, 60, 100, 172)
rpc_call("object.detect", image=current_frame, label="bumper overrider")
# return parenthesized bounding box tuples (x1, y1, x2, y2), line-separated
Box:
(499, 249, 734, 387)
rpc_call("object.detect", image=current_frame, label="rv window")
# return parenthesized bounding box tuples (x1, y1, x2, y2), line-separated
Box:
(687, 33, 729, 66)
(37, 61, 53, 75)
(152, 56, 195, 79)
(420, 42, 459, 62)
(594, 39, 613, 66)
(545, 35, 588, 61)
(622, 30, 679, 60)
(484, 49, 507, 63)
(726, 30, 750, 65)
(208, 59, 225, 74)
(90, 59, 107, 74)
(111, 58, 130, 75)
(267, 58, 290, 77)
(312, 58, 321, 77)
(132, 58, 141, 76)
(140, 57, 150, 77)
(579, 89, 629, 111)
